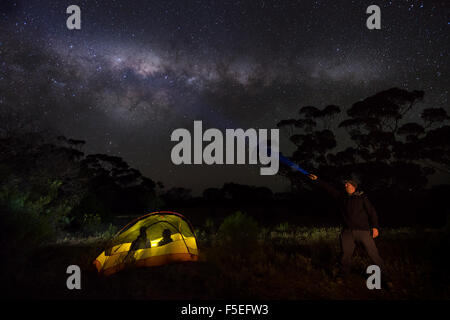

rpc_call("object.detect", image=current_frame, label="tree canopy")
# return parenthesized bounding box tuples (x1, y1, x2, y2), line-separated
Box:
(276, 87, 449, 192)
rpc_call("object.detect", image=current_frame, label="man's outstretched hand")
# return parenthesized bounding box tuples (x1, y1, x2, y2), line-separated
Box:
(308, 174, 318, 180)
(372, 227, 379, 238)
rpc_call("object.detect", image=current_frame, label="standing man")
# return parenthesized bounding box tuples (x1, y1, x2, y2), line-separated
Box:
(307, 173, 392, 288)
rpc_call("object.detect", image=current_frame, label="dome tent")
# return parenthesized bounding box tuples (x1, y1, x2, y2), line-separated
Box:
(93, 211, 198, 276)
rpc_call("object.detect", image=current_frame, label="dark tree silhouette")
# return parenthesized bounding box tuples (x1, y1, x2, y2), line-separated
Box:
(277, 87, 449, 192)
(162, 187, 192, 203)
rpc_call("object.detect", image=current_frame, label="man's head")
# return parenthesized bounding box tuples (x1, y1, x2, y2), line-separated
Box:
(344, 179, 358, 195)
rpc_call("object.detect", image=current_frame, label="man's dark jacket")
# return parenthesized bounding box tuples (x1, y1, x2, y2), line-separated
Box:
(312, 178, 379, 230)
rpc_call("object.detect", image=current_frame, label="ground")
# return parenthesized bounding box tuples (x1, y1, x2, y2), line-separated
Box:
(3, 226, 449, 300)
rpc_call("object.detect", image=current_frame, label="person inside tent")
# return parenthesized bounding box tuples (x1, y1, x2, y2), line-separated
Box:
(131, 226, 150, 250)
(158, 228, 173, 247)
(306, 173, 393, 289)
(124, 226, 150, 264)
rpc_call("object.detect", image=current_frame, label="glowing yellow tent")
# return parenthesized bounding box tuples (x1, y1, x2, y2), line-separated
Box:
(93, 211, 199, 275)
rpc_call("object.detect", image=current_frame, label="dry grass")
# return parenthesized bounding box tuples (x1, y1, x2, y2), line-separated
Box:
(2, 226, 449, 300)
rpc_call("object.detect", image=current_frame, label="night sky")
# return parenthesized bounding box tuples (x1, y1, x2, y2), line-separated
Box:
(1, 0, 449, 194)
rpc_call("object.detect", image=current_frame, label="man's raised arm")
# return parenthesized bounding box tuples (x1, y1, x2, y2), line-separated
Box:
(307, 174, 342, 201)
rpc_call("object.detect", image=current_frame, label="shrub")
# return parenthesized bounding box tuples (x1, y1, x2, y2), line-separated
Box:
(275, 222, 290, 233)
(80, 213, 102, 235)
(99, 222, 118, 239)
(204, 218, 215, 233)
(0, 178, 73, 284)
(0, 179, 72, 245)
(196, 218, 217, 244)
(217, 211, 259, 253)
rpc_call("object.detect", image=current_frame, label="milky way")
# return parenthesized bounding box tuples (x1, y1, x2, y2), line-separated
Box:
(1, 0, 448, 193)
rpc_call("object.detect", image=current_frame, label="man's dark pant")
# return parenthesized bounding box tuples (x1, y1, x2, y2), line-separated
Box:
(339, 229, 387, 278)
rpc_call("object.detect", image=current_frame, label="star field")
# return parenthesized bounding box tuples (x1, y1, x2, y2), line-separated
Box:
(0, 0, 448, 193)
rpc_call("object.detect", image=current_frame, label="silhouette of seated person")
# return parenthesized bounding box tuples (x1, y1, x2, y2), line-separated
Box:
(107, 228, 147, 257)
(129, 226, 150, 251)
(158, 228, 173, 247)
(123, 226, 150, 264)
